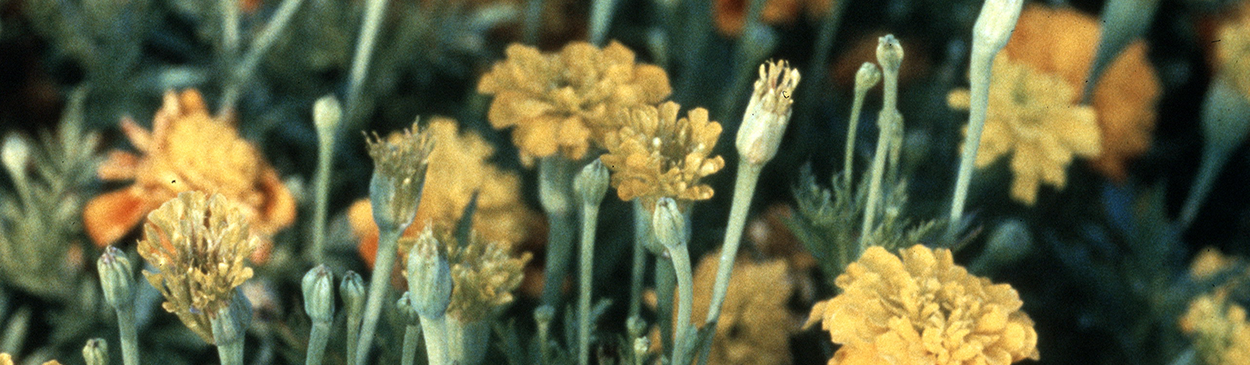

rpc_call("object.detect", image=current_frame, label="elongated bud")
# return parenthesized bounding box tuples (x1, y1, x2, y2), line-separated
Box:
(405, 228, 453, 319)
(301, 265, 335, 323)
(395, 292, 421, 325)
(339, 270, 365, 316)
(83, 338, 107, 365)
(737, 60, 801, 166)
(97, 246, 134, 309)
(855, 63, 881, 93)
(876, 35, 904, 74)
(651, 198, 685, 250)
(313, 96, 342, 134)
(365, 122, 434, 232)
(2, 134, 30, 181)
(972, 0, 1024, 54)
(574, 159, 610, 205)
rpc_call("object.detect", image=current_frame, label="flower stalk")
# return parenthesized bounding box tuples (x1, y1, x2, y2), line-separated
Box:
(843, 63, 882, 187)
(861, 35, 903, 241)
(301, 265, 335, 365)
(97, 247, 139, 365)
(948, 0, 1024, 239)
(539, 156, 577, 307)
(344, 0, 389, 130)
(629, 201, 649, 319)
(573, 159, 609, 365)
(653, 198, 694, 365)
(310, 96, 342, 263)
(396, 294, 423, 365)
(407, 229, 454, 365)
(1084, 0, 1162, 103)
(1180, 75, 1250, 228)
(339, 271, 365, 365)
(218, 0, 306, 114)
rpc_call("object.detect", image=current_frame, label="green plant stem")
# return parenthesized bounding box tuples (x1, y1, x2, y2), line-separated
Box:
(310, 125, 335, 263)
(578, 201, 601, 365)
(221, 0, 239, 63)
(588, 0, 618, 45)
(860, 115, 891, 242)
(345, 300, 363, 365)
(843, 81, 869, 187)
(654, 255, 675, 359)
(218, 0, 306, 114)
(1180, 76, 1250, 228)
(306, 321, 331, 365)
(629, 201, 649, 319)
(401, 324, 421, 365)
(667, 243, 694, 365)
(354, 228, 403, 365)
(881, 65, 903, 190)
(522, 0, 546, 44)
(694, 162, 761, 365)
(539, 157, 576, 307)
(420, 316, 449, 365)
(443, 319, 489, 365)
(215, 338, 244, 365)
(116, 306, 140, 365)
(947, 47, 995, 240)
(343, 0, 389, 131)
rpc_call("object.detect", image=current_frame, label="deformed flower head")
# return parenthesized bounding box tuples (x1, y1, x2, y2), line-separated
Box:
(407, 227, 531, 324)
(1179, 292, 1250, 365)
(365, 122, 435, 233)
(477, 41, 672, 163)
(806, 245, 1039, 365)
(948, 54, 1101, 205)
(601, 101, 725, 210)
(737, 60, 800, 166)
(84, 90, 295, 262)
(137, 191, 257, 344)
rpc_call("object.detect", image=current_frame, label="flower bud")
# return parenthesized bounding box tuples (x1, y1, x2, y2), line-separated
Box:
(395, 292, 421, 325)
(651, 198, 686, 251)
(876, 35, 904, 74)
(405, 228, 453, 319)
(737, 60, 800, 166)
(626, 316, 647, 339)
(854, 63, 881, 93)
(984, 219, 1032, 265)
(301, 265, 335, 323)
(313, 96, 342, 134)
(83, 338, 107, 365)
(339, 270, 365, 317)
(2, 134, 30, 182)
(972, 0, 1024, 54)
(365, 124, 434, 232)
(573, 159, 610, 206)
(97, 246, 134, 310)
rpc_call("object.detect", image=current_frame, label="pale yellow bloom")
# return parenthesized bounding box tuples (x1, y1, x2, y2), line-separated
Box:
(1190, 247, 1239, 280)
(600, 101, 725, 210)
(807, 245, 1039, 365)
(689, 253, 795, 365)
(1179, 292, 1250, 365)
(404, 227, 531, 323)
(0, 353, 62, 365)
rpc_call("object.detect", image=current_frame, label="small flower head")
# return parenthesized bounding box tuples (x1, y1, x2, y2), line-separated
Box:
(301, 265, 335, 323)
(737, 60, 801, 166)
(137, 191, 258, 344)
(601, 101, 725, 210)
(405, 227, 454, 319)
(574, 158, 611, 206)
(875, 35, 904, 74)
(365, 122, 435, 233)
(97, 246, 135, 310)
(807, 245, 1039, 365)
(84, 90, 296, 261)
(1179, 292, 1250, 365)
(478, 41, 672, 162)
(313, 95, 342, 134)
(339, 270, 366, 313)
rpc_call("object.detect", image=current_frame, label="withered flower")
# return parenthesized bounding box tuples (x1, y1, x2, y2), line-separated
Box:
(1179, 292, 1250, 365)
(84, 90, 295, 262)
(364, 121, 435, 234)
(477, 41, 672, 163)
(600, 101, 725, 210)
(349, 118, 534, 268)
(806, 245, 1039, 365)
(406, 227, 531, 323)
(137, 191, 257, 344)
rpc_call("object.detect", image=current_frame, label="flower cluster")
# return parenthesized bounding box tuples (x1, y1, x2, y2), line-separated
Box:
(84, 90, 295, 261)
(477, 41, 672, 162)
(404, 227, 531, 323)
(1179, 292, 1250, 365)
(806, 245, 1039, 365)
(600, 101, 725, 210)
(689, 253, 795, 365)
(137, 191, 258, 344)
(350, 118, 533, 268)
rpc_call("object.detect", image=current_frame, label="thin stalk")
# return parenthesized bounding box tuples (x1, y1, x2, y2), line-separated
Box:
(694, 162, 761, 365)
(419, 316, 449, 365)
(1083, 0, 1162, 103)
(588, 0, 618, 45)
(306, 322, 331, 365)
(947, 50, 994, 240)
(344, 0, 389, 131)
(629, 201, 649, 319)
(843, 80, 870, 187)
(577, 201, 601, 365)
(522, 0, 546, 44)
(654, 256, 675, 359)
(354, 229, 403, 365)
(310, 125, 336, 263)
(345, 301, 362, 365)
(221, 0, 239, 62)
(116, 306, 140, 365)
(667, 243, 694, 365)
(215, 337, 245, 365)
(401, 324, 420, 365)
(219, 0, 306, 115)
(539, 157, 576, 307)
(1180, 76, 1250, 228)
(860, 114, 892, 241)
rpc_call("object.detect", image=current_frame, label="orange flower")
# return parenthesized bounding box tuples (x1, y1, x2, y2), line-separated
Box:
(349, 117, 534, 268)
(1002, 4, 1160, 182)
(83, 90, 295, 262)
(712, 0, 835, 36)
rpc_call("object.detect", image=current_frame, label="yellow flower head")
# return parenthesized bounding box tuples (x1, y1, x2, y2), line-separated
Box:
(138, 191, 257, 344)
(0, 353, 61, 365)
(689, 253, 795, 365)
(349, 118, 534, 269)
(85, 90, 295, 262)
(600, 101, 726, 210)
(477, 41, 672, 163)
(1217, 2, 1250, 102)
(401, 227, 531, 323)
(1179, 292, 1250, 365)
(806, 245, 1039, 365)
(949, 55, 1101, 205)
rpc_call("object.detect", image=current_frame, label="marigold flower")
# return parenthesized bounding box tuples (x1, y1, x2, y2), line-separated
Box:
(806, 245, 1039, 365)
(0, 353, 62, 365)
(405, 227, 531, 323)
(477, 41, 672, 163)
(600, 101, 725, 210)
(350, 118, 534, 268)
(83, 90, 295, 262)
(1179, 292, 1250, 365)
(948, 55, 1101, 205)
(999, 4, 1159, 183)
(689, 253, 795, 365)
(712, 0, 835, 36)
(137, 191, 257, 344)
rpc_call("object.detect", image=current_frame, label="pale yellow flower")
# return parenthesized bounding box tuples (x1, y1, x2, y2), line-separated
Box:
(600, 101, 725, 210)
(1190, 247, 1239, 280)
(0, 353, 62, 365)
(806, 245, 1039, 365)
(1179, 292, 1250, 365)
(689, 253, 795, 365)
(477, 41, 672, 163)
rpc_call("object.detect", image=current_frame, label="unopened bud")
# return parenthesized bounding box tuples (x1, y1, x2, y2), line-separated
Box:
(301, 265, 335, 323)
(984, 219, 1032, 264)
(651, 198, 686, 251)
(2, 134, 30, 181)
(573, 159, 610, 205)
(339, 270, 365, 317)
(854, 63, 881, 93)
(972, 0, 1024, 54)
(626, 316, 647, 339)
(737, 60, 800, 166)
(396, 292, 421, 325)
(633, 337, 650, 358)
(83, 338, 107, 365)
(97, 246, 134, 310)
(405, 228, 452, 319)
(365, 123, 433, 233)
(313, 96, 342, 134)
(876, 35, 904, 74)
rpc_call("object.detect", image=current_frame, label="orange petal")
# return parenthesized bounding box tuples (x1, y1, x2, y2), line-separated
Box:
(83, 187, 155, 247)
(98, 151, 141, 180)
(257, 167, 296, 234)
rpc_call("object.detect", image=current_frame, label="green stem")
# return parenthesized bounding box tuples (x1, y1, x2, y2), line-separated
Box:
(947, 48, 995, 240)
(843, 81, 869, 187)
(401, 324, 421, 365)
(306, 322, 331, 365)
(578, 201, 601, 365)
(695, 162, 761, 364)
(588, 0, 618, 45)
(419, 316, 449, 365)
(860, 115, 891, 242)
(629, 202, 649, 319)
(654, 255, 675, 359)
(345, 300, 362, 365)
(116, 306, 140, 365)
(667, 242, 694, 365)
(539, 157, 576, 307)
(522, 0, 546, 44)
(881, 65, 903, 190)
(343, 0, 389, 131)
(1084, 0, 1161, 103)
(354, 228, 403, 365)
(221, 0, 239, 63)
(310, 123, 335, 263)
(443, 319, 489, 365)
(215, 337, 245, 365)
(218, 0, 306, 114)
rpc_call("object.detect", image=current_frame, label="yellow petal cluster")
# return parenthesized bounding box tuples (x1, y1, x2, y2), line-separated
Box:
(689, 253, 795, 365)
(807, 245, 1039, 365)
(138, 191, 258, 344)
(0, 353, 61, 365)
(1179, 292, 1250, 365)
(600, 101, 725, 210)
(477, 41, 672, 162)
(949, 55, 1101, 205)
(409, 228, 532, 323)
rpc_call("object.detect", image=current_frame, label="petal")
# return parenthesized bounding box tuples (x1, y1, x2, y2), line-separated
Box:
(83, 187, 158, 247)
